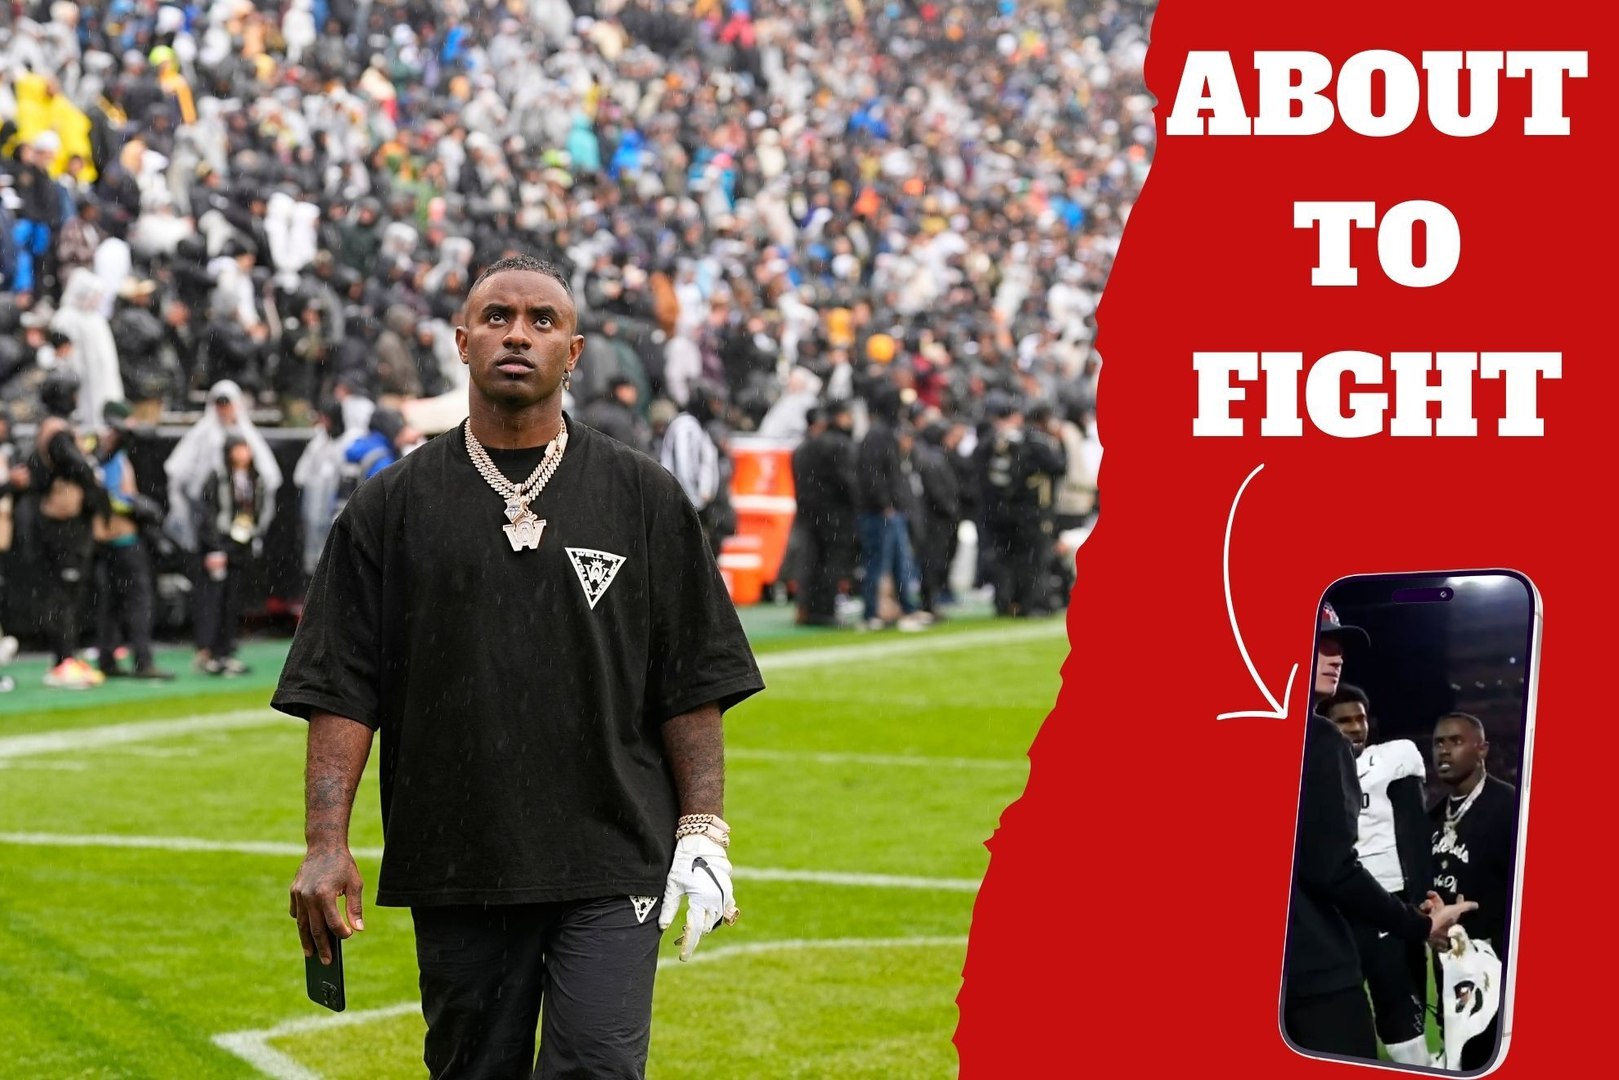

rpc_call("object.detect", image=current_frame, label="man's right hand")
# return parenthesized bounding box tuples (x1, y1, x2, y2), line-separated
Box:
(1422, 890, 1478, 948)
(290, 847, 365, 965)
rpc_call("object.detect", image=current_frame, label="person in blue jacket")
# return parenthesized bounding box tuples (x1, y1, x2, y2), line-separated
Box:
(344, 406, 420, 481)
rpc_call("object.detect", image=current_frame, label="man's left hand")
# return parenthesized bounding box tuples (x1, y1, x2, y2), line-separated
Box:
(659, 835, 739, 962)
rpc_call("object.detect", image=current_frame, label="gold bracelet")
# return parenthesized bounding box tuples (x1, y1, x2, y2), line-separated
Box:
(676, 814, 729, 834)
(675, 815, 731, 847)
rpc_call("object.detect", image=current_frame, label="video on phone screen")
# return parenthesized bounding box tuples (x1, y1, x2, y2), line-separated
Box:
(1282, 572, 1534, 1073)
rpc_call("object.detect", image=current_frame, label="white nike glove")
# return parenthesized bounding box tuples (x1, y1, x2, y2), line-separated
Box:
(659, 834, 739, 961)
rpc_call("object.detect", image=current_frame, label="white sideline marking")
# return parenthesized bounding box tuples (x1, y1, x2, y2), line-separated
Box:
(0, 832, 369, 859)
(0, 623, 1066, 762)
(212, 936, 969, 1080)
(728, 747, 1025, 772)
(0, 833, 982, 892)
(754, 621, 1066, 671)
(0, 709, 290, 760)
(736, 867, 980, 891)
(93, 745, 201, 759)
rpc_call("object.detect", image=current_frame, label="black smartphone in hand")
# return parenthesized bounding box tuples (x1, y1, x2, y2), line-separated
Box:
(304, 929, 346, 1013)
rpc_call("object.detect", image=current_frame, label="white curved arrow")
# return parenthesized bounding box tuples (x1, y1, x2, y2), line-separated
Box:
(1216, 464, 1297, 720)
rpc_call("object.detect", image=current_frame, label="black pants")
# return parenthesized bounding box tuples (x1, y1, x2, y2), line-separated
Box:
(781, 522, 808, 599)
(413, 896, 664, 1080)
(95, 541, 156, 670)
(917, 513, 955, 612)
(1352, 913, 1427, 1047)
(1284, 984, 1378, 1060)
(1434, 951, 1501, 1070)
(193, 549, 246, 657)
(982, 514, 1046, 616)
(38, 516, 93, 663)
(797, 511, 854, 624)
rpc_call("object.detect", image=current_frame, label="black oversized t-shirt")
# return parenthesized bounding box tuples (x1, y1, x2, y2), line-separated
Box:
(1429, 775, 1517, 956)
(271, 416, 765, 906)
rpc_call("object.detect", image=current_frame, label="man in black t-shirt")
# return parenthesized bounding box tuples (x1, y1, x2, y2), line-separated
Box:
(274, 255, 765, 1080)
(1429, 712, 1518, 1072)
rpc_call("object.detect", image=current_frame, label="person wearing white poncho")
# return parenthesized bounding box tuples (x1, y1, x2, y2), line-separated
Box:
(163, 381, 283, 668)
(48, 269, 124, 429)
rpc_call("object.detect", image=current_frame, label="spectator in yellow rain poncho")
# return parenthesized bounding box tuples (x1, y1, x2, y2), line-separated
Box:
(4, 72, 97, 182)
(149, 46, 197, 126)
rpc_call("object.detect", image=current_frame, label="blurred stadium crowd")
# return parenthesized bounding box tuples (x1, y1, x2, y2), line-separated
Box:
(0, 0, 1151, 689)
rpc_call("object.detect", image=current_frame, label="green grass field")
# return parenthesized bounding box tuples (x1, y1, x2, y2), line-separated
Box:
(0, 608, 1067, 1079)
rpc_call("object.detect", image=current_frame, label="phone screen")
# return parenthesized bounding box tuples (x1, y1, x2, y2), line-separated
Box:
(1280, 570, 1539, 1075)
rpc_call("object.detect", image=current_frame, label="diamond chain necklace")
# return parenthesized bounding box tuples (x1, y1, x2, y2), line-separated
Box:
(463, 418, 568, 552)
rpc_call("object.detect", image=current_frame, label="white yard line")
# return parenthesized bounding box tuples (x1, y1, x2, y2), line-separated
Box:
(210, 1033, 326, 1080)
(754, 620, 1065, 671)
(0, 833, 983, 892)
(737, 867, 980, 891)
(727, 747, 1025, 772)
(0, 709, 291, 760)
(0, 623, 1063, 762)
(212, 935, 968, 1080)
(0, 714, 1024, 774)
(0, 832, 364, 859)
(89, 745, 201, 759)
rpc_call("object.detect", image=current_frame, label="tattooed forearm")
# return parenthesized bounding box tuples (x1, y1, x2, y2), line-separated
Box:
(304, 713, 375, 850)
(663, 703, 725, 817)
(310, 776, 347, 811)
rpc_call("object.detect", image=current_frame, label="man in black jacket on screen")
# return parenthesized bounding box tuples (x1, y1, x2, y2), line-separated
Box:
(1283, 604, 1475, 1060)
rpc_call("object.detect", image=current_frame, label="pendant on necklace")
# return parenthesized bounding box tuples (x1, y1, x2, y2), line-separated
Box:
(501, 497, 546, 552)
(503, 510, 547, 552)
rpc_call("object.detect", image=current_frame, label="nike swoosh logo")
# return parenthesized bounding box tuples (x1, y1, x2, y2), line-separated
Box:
(1378, 931, 1390, 939)
(692, 855, 729, 909)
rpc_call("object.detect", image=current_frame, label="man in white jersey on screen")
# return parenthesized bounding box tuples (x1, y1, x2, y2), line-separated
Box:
(1320, 683, 1432, 1065)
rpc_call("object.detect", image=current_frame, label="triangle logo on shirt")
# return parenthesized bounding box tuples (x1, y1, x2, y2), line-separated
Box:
(566, 547, 627, 610)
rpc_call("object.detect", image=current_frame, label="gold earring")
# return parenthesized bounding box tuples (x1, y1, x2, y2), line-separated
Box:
(563, 371, 572, 391)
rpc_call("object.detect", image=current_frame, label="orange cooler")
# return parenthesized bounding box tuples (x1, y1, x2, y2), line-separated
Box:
(721, 437, 797, 604)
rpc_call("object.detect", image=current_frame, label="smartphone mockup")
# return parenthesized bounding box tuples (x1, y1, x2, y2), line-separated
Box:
(1279, 570, 1540, 1076)
(305, 930, 346, 1013)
